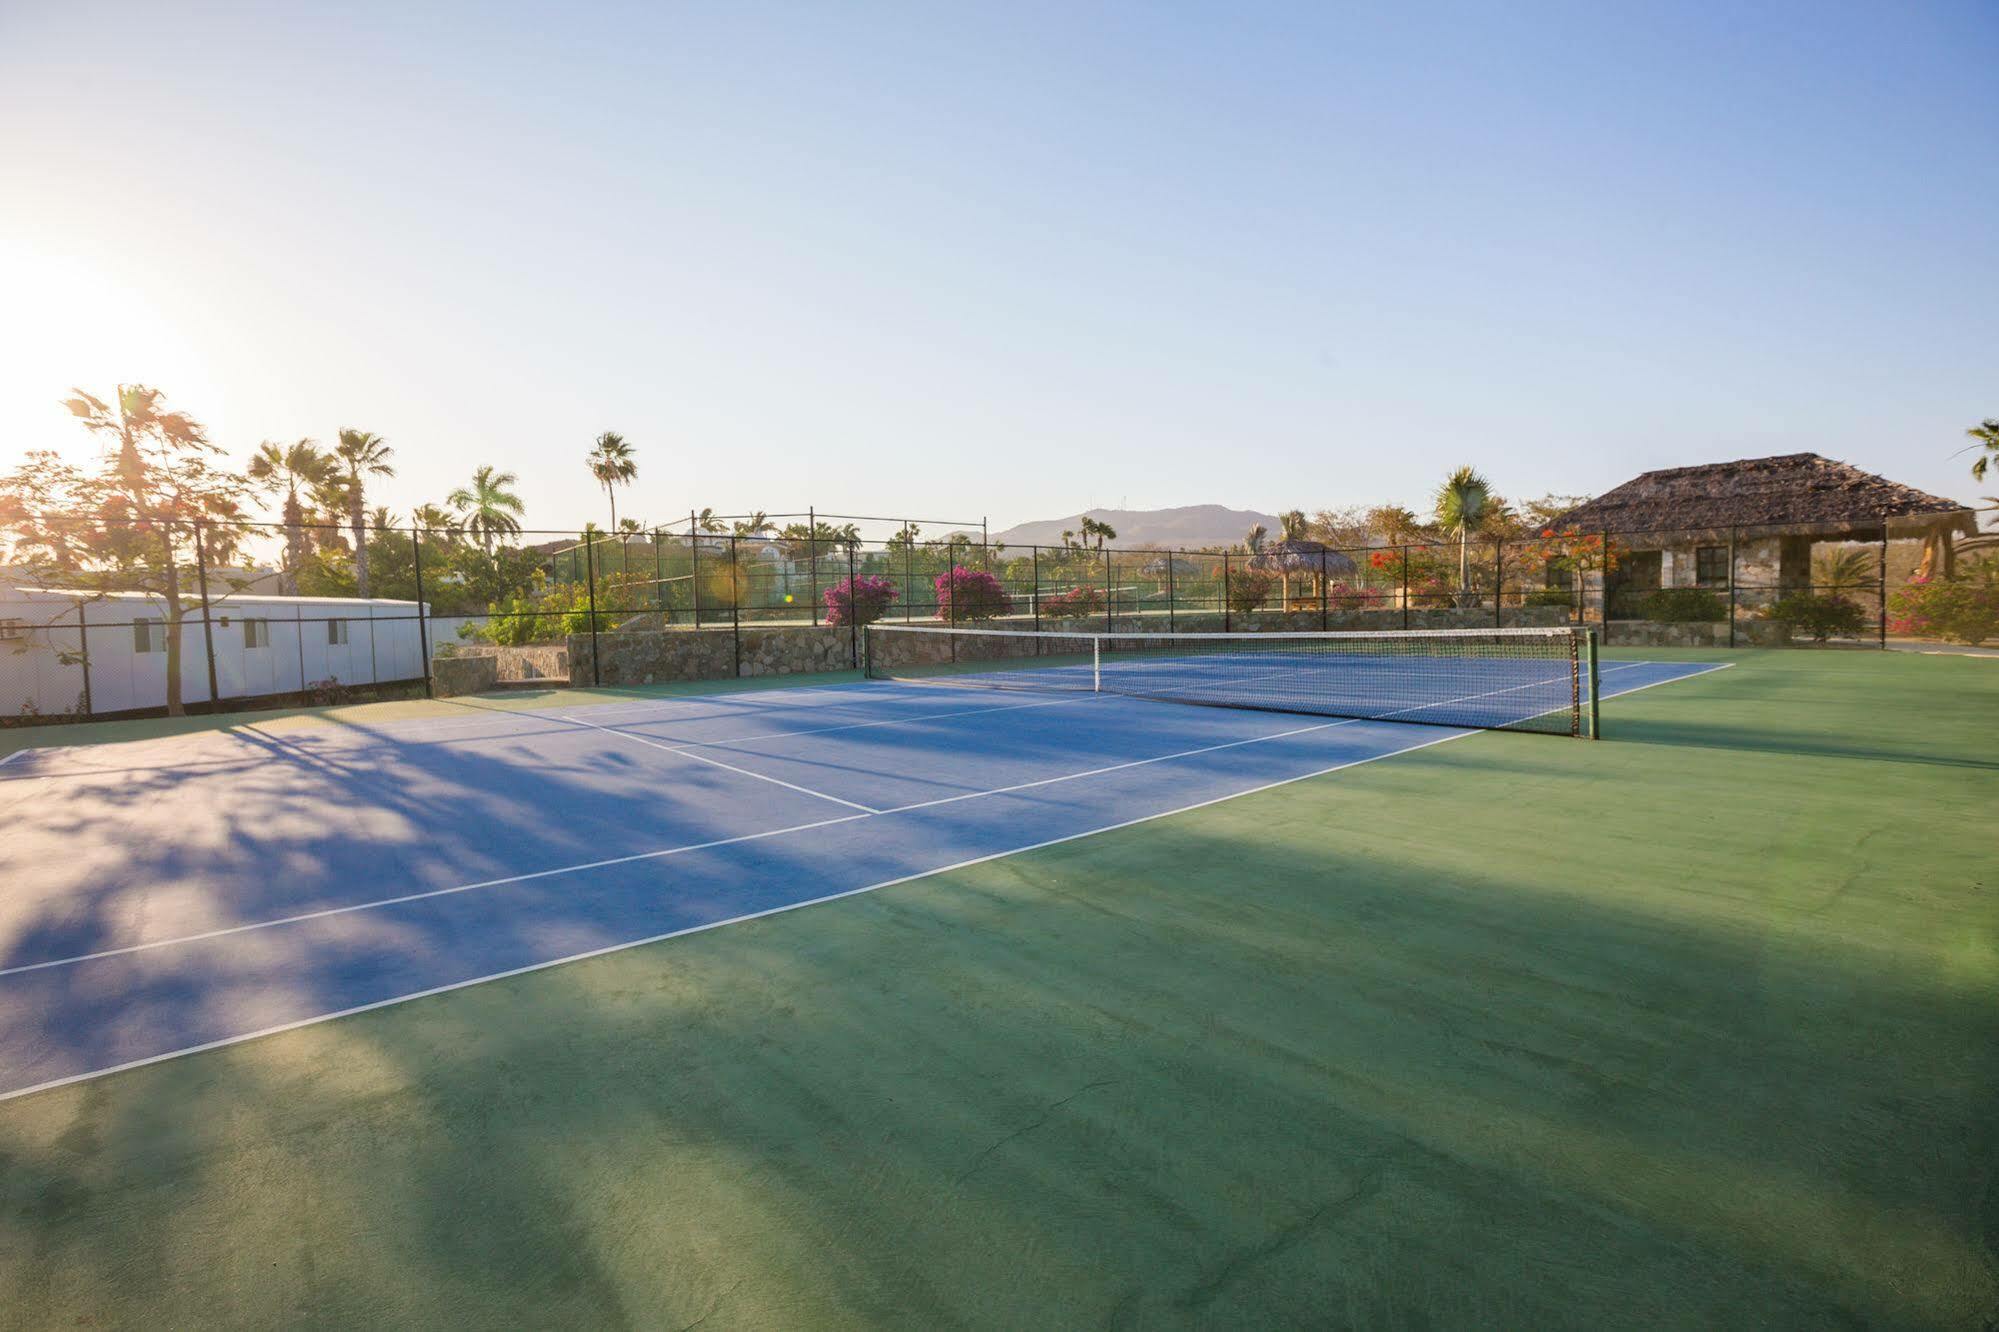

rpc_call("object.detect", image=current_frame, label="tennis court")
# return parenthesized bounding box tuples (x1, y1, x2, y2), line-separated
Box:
(3, 643, 1995, 1328)
(0, 629, 1717, 1101)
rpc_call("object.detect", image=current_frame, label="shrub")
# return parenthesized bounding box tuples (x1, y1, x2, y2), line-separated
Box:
(1888, 568, 1999, 645)
(1324, 581, 1385, 608)
(1225, 568, 1278, 614)
(1768, 592, 1867, 643)
(933, 566, 1013, 622)
(823, 574, 897, 627)
(1525, 586, 1576, 608)
(1039, 586, 1105, 618)
(1635, 588, 1726, 622)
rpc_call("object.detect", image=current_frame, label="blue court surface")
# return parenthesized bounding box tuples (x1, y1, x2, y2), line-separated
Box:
(0, 658, 1723, 1102)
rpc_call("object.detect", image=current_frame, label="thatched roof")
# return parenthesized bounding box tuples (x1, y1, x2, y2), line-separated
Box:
(1250, 539, 1358, 575)
(1553, 453, 1975, 539)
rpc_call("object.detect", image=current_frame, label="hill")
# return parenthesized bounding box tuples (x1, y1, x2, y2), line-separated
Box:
(989, 505, 1281, 550)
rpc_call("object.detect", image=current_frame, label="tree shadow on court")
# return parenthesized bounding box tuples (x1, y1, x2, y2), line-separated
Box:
(1604, 716, 1999, 772)
(1, 727, 1995, 1327)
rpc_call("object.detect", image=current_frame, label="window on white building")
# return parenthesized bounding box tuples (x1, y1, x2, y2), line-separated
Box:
(0, 618, 23, 642)
(132, 617, 166, 653)
(327, 619, 350, 646)
(243, 618, 270, 649)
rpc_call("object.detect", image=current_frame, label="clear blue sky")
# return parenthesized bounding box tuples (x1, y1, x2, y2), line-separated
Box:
(2, 1, 1993, 533)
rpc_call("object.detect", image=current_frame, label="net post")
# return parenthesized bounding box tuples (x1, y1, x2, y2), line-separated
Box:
(412, 523, 433, 699)
(584, 528, 602, 687)
(1585, 628, 1600, 740)
(1092, 635, 1101, 693)
(1493, 540, 1503, 628)
(190, 518, 221, 712)
(1166, 551, 1177, 631)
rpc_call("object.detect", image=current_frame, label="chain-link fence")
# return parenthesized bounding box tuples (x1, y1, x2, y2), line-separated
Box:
(3, 510, 1993, 723)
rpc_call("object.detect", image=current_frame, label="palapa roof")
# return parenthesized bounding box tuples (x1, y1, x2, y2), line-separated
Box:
(1552, 453, 1975, 539)
(1250, 539, 1358, 575)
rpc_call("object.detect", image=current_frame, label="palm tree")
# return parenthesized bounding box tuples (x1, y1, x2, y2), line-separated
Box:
(587, 431, 638, 531)
(1080, 516, 1116, 551)
(246, 437, 335, 593)
(334, 429, 396, 598)
(731, 510, 772, 538)
(447, 465, 525, 551)
(1278, 509, 1309, 542)
(1433, 465, 1493, 597)
(411, 503, 460, 544)
(1813, 546, 1877, 592)
(694, 507, 727, 534)
(1966, 418, 1999, 483)
(1243, 523, 1268, 555)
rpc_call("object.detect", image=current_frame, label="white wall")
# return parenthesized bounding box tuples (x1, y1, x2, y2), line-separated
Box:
(0, 592, 431, 717)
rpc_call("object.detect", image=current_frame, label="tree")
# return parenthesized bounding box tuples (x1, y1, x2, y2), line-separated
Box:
(0, 386, 248, 716)
(694, 507, 727, 534)
(334, 429, 395, 598)
(1964, 418, 1999, 483)
(447, 465, 525, 550)
(731, 510, 772, 538)
(246, 437, 336, 594)
(1080, 516, 1116, 550)
(1432, 465, 1493, 596)
(1365, 505, 1432, 545)
(586, 431, 638, 531)
(1278, 509, 1308, 542)
(1243, 523, 1268, 555)
(1812, 546, 1877, 592)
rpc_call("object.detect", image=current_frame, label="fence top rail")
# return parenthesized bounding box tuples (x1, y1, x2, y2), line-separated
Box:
(864, 624, 1586, 643)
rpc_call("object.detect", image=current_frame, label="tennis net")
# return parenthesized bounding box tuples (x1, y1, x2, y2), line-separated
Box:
(863, 625, 1599, 737)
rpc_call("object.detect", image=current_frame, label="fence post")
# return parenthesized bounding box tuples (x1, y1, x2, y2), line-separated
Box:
(904, 522, 913, 622)
(654, 526, 665, 615)
(191, 519, 221, 711)
(1166, 552, 1177, 632)
(1319, 549, 1329, 631)
(1878, 512, 1889, 649)
(1400, 545, 1409, 632)
(75, 602, 93, 716)
(690, 515, 702, 629)
(808, 506, 819, 627)
(1223, 551, 1232, 633)
(1032, 546, 1042, 636)
(1493, 540, 1503, 628)
(1727, 527, 1738, 647)
(1601, 530, 1611, 635)
(730, 534, 742, 677)
(847, 540, 858, 668)
(411, 524, 433, 698)
(583, 529, 602, 687)
(1104, 547, 1114, 633)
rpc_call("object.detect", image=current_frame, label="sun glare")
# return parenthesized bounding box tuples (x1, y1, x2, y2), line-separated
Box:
(0, 240, 220, 471)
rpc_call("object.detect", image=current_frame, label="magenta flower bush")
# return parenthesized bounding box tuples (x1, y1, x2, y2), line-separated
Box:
(824, 574, 898, 627)
(934, 566, 1013, 622)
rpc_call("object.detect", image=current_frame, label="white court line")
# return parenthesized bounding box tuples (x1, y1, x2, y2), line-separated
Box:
(0, 812, 870, 980)
(0, 659, 1721, 983)
(0, 725, 1475, 1106)
(590, 693, 1090, 751)
(0, 750, 26, 768)
(554, 712, 882, 814)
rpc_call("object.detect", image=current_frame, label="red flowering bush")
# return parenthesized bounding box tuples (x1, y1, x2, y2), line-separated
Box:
(1888, 569, 1999, 645)
(824, 574, 897, 626)
(1324, 581, 1384, 607)
(934, 566, 1013, 622)
(1039, 586, 1105, 618)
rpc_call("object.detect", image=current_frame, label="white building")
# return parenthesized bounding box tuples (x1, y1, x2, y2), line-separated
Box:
(0, 587, 431, 718)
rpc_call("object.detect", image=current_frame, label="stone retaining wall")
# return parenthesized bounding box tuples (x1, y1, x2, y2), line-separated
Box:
(439, 643, 569, 682)
(567, 626, 856, 687)
(431, 653, 499, 698)
(1604, 619, 1791, 647)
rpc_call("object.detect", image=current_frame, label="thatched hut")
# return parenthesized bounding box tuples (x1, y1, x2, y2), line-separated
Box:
(1249, 539, 1359, 609)
(1552, 453, 1975, 602)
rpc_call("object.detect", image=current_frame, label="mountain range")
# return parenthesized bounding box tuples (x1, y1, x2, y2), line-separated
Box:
(986, 505, 1282, 550)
